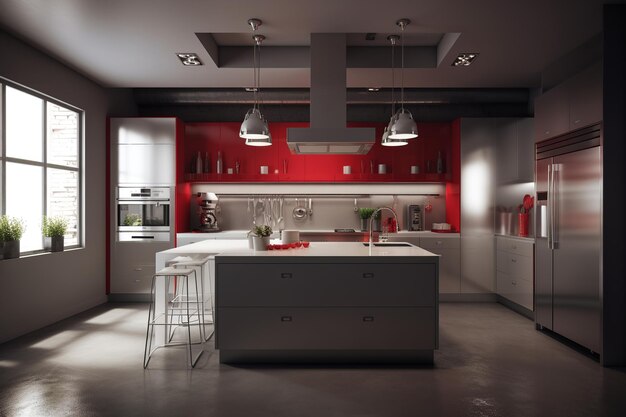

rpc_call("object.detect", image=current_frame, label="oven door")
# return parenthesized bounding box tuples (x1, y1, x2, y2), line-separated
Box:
(117, 200, 170, 232)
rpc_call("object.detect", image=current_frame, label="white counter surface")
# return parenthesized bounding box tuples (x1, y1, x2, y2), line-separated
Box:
(217, 241, 438, 258)
(160, 239, 437, 258)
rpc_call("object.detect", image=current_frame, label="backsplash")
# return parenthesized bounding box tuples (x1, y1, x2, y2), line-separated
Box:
(191, 183, 447, 232)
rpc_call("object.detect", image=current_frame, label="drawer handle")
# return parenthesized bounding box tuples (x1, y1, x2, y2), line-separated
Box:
(281, 316, 292, 322)
(511, 258, 517, 263)
(362, 316, 375, 322)
(281, 272, 293, 279)
(362, 272, 375, 278)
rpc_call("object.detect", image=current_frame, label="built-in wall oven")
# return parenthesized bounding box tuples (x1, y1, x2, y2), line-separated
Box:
(117, 187, 171, 242)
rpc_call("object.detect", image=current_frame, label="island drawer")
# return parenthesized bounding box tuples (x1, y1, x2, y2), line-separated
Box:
(419, 237, 460, 250)
(216, 307, 437, 350)
(216, 263, 437, 307)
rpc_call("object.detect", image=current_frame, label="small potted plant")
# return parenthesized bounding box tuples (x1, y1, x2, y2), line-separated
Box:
(250, 225, 272, 251)
(358, 208, 375, 232)
(0, 215, 26, 260)
(42, 215, 68, 252)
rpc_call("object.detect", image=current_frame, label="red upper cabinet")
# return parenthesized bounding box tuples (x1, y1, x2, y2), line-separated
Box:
(182, 121, 454, 183)
(276, 122, 308, 181)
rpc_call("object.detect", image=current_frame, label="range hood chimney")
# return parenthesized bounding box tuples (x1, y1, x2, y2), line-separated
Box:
(287, 34, 375, 154)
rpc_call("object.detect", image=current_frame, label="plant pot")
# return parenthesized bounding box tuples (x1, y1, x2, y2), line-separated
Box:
(3, 240, 20, 259)
(252, 236, 270, 251)
(518, 213, 529, 237)
(360, 218, 370, 232)
(45, 236, 65, 252)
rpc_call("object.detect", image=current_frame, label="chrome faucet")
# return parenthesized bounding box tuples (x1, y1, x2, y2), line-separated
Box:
(369, 206, 400, 247)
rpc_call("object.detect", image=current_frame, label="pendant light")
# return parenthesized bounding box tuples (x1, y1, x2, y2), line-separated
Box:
(240, 19, 271, 146)
(388, 19, 418, 140)
(382, 35, 408, 147)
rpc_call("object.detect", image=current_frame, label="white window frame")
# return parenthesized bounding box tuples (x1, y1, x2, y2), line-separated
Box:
(0, 78, 84, 254)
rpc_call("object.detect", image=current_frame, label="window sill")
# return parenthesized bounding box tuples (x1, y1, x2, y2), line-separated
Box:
(1, 246, 84, 261)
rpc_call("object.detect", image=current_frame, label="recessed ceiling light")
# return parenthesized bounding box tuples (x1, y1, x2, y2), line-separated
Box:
(245, 87, 258, 92)
(452, 53, 478, 67)
(176, 53, 203, 66)
(368, 88, 380, 92)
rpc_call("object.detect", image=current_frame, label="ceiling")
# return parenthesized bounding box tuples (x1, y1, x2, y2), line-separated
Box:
(0, 0, 615, 89)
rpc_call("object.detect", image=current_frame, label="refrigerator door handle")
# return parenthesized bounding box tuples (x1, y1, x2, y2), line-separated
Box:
(552, 164, 560, 249)
(548, 164, 553, 249)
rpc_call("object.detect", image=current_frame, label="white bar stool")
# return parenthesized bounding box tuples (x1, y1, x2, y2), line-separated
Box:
(143, 266, 204, 368)
(171, 255, 214, 342)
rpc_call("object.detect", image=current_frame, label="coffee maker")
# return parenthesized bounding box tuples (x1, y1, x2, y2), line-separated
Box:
(192, 192, 220, 232)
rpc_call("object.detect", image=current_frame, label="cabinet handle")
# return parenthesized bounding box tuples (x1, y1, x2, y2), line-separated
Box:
(134, 267, 143, 271)
(512, 281, 517, 286)
(362, 272, 375, 278)
(436, 241, 442, 245)
(574, 119, 581, 124)
(281, 316, 292, 322)
(362, 316, 375, 322)
(281, 272, 293, 279)
(511, 258, 517, 263)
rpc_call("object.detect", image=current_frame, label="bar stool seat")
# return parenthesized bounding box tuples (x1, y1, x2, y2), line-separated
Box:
(171, 255, 214, 342)
(143, 266, 204, 368)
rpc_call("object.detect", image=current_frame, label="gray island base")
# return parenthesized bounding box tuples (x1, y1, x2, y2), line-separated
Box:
(215, 242, 439, 364)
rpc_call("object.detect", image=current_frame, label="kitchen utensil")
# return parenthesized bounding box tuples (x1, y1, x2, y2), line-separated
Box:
(260, 166, 269, 175)
(378, 164, 387, 174)
(307, 198, 313, 216)
(353, 198, 359, 212)
(293, 198, 307, 220)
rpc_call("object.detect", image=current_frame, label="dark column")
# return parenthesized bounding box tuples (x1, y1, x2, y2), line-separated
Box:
(602, 4, 626, 367)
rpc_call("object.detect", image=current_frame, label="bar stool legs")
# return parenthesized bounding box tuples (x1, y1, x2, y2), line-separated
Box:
(143, 267, 204, 368)
(170, 256, 214, 342)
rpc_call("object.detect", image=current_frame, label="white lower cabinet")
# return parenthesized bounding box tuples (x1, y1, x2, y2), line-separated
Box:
(496, 236, 534, 310)
(419, 237, 461, 294)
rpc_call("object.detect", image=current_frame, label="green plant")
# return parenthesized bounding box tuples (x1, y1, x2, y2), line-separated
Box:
(358, 208, 375, 220)
(0, 215, 26, 242)
(251, 225, 272, 237)
(42, 216, 68, 237)
(123, 213, 142, 226)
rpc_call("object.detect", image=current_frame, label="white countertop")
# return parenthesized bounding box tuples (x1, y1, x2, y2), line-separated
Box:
(159, 239, 438, 258)
(217, 241, 438, 258)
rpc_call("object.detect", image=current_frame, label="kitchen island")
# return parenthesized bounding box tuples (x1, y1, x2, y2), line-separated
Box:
(156, 241, 439, 364)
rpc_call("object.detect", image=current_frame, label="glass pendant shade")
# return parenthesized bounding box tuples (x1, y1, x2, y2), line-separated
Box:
(239, 108, 270, 140)
(388, 109, 418, 140)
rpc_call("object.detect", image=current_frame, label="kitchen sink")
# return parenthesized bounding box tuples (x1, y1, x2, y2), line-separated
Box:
(362, 242, 413, 247)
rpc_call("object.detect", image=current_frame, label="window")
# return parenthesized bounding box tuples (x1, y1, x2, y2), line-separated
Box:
(1, 80, 83, 253)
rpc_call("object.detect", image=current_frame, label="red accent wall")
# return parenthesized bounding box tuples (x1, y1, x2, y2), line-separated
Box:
(183, 122, 453, 183)
(445, 119, 462, 232)
(178, 121, 460, 233)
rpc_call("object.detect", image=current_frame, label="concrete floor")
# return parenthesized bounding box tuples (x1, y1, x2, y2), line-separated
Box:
(1, 303, 625, 417)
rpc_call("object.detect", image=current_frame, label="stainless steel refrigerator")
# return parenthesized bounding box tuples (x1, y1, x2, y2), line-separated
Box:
(535, 124, 602, 354)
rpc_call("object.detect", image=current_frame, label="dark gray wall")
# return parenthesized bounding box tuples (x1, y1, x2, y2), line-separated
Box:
(0, 29, 136, 343)
(602, 5, 626, 367)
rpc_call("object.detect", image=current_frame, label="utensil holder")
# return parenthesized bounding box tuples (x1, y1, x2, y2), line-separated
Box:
(518, 213, 529, 237)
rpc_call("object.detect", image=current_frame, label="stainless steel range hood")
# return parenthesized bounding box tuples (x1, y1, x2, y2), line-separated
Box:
(287, 34, 375, 154)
